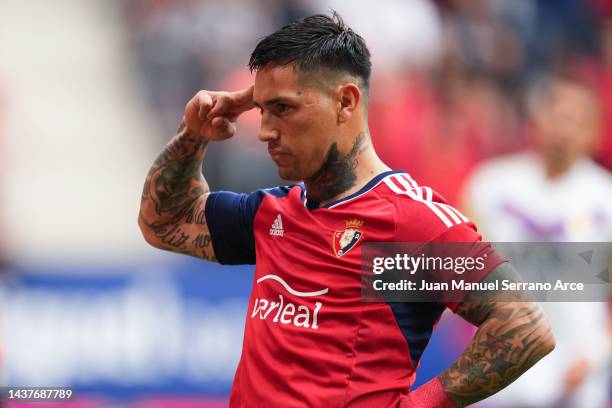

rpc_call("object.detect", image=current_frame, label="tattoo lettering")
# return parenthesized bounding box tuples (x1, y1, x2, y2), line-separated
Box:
(139, 121, 216, 261)
(185, 201, 207, 225)
(155, 224, 190, 249)
(192, 233, 211, 249)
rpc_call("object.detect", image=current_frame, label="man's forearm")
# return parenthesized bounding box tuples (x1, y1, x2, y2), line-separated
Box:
(138, 121, 210, 250)
(438, 301, 555, 407)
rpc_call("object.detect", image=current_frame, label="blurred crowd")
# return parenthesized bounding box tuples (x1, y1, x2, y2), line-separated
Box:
(123, 0, 612, 203)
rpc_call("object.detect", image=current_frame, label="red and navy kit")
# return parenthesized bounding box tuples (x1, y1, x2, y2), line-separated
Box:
(205, 170, 504, 407)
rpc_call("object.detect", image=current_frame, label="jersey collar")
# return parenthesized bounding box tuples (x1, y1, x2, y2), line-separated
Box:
(303, 169, 405, 210)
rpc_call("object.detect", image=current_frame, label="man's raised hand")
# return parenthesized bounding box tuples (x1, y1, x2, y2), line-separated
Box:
(183, 86, 255, 141)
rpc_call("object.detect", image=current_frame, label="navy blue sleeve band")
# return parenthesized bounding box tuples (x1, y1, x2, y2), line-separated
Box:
(204, 186, 294, 265)
(205, 191, 259, 265)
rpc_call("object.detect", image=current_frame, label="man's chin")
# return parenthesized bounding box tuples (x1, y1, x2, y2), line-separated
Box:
(277, 166, 302, 182)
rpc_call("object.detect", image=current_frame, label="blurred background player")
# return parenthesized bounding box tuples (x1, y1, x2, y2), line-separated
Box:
(463, 74, 612, 407)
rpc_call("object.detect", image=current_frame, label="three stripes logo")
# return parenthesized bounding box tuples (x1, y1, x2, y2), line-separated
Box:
(269, 214, 284, 237)
(384, 174, 469, 228)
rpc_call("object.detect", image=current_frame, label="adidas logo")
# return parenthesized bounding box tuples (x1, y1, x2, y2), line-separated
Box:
(269, 214, 284, 237)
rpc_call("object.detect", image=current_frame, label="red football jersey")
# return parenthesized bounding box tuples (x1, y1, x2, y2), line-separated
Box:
(205, 170, 503, 407)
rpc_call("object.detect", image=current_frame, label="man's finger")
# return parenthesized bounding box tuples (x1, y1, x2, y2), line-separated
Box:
(211, 117, 235, 139)
(207, 93, 232, 119)
(197, 91, 214, 120)
(233, 85, 254, 105)
(225, 86, 255, 120)
(185, 99, 204, 132)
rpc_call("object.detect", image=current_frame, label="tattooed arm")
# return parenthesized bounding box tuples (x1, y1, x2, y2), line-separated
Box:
(138, 87, 254, 260)
(437, 263, 556, 407)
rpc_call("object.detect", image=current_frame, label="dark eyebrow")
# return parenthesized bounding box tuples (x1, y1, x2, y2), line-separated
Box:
(253, 97, 294, 109)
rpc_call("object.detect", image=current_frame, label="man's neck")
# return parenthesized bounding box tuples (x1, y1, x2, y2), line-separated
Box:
(304, 131, 390, 208)
(539, 153, 578, 181)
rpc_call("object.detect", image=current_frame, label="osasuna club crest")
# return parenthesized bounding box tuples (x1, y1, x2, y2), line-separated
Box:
(333, 219, 364, 257)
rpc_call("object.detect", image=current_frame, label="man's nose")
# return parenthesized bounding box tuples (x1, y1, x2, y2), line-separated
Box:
(258, 126, 280, 142)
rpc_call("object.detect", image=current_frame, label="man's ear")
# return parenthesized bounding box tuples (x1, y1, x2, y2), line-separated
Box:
(337, 83, 361, 123)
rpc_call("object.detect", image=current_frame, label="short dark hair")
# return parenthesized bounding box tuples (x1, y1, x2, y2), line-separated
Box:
(249, 11, 372, 91)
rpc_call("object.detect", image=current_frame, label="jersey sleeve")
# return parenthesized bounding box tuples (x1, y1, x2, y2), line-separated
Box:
(394, 198, 506, 312)
(429, 222, 506, 312)
(205, 186, 292, 265)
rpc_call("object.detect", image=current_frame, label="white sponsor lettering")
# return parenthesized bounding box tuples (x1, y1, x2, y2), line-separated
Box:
(252, 274, 326, 329)
(251, 295, 322, 330)
(256, 275, 328, 297)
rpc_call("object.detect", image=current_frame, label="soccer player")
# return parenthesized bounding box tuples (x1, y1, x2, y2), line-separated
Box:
(138, 13, 555, 407)
(462, 75, 611, 407)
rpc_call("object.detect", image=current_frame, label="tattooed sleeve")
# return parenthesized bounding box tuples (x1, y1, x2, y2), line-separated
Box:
(439, 262, 556, 407)
(138, 122, 217, 262)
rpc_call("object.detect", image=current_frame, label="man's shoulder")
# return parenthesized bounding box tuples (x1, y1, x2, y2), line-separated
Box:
(577, 159, 612, 189)
(468, 151, 537, 188)
(207, 184, 303, 223)
(238, 184, 306, 219)
(255, 184, 303, 199)
(378, 172, 474, 241)
(243, 183, 303, 204)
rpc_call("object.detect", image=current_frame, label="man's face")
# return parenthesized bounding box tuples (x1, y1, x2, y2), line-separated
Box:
(533, 82, 599, 169)
(253, 65, 340, 181)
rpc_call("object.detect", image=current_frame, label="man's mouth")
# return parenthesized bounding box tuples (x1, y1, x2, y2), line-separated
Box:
(268, 146, 291, 163)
